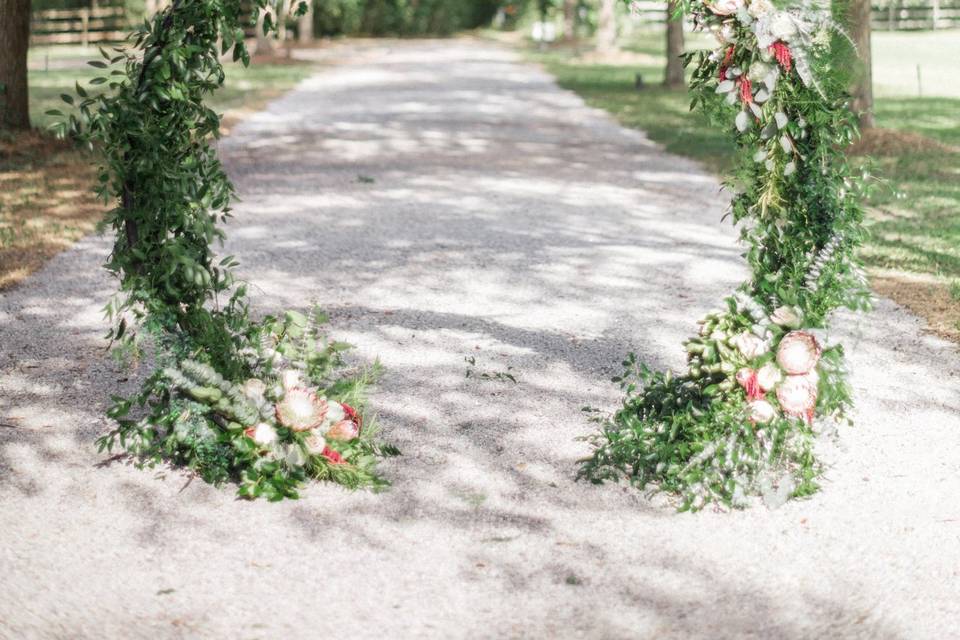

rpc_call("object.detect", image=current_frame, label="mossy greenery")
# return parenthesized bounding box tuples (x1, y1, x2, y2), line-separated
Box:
(581, 0, 871, 510)
(52, 0, 396, 500)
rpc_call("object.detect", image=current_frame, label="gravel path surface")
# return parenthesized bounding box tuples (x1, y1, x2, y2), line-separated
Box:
(2, 39, 959, 640)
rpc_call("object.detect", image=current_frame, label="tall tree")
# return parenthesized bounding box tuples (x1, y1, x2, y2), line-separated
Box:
(563, 0, 576, 42)
(664, 0, 684, 87)
(0, 0, 31, 130)
(849, 0, 873, 128)
(596, 0, 617, 53)
(298, 0, 313, 42)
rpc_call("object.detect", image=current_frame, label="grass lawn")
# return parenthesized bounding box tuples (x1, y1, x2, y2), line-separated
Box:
(0, 49, 315, 290)
(524, 28, 960, 341)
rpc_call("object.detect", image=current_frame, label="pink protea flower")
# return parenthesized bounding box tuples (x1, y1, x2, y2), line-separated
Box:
(776, 331, 821, 375)
(776, 374, 818, 421)
(275, 388, 329, 432)
(326, 419, 360, 441)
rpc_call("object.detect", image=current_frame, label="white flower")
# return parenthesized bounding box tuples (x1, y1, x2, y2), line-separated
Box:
(706, 0, 743, 16)
(732, 331, 768, 360)
(748, 0, 774, 18)
(275, 388, 329, 432)
(281, 369, 302, 391)
(748, 399, 777, 423)
(248, 422, 278, 446)
(747, 60, 773, 83)
(769, 12, 798, 41)
(756, 362, 783, 391)
(304, 432, 326, 455)
(770, 305, 803, 328)
(776, 374, 817, 418)
(326, 402, 346, 424)
(710, 23, 737, 45)
(776, 331, 821, 375)
(241, 378, 267, 404)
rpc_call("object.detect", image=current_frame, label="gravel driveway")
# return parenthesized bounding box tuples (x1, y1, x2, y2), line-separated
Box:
(1, 39, 958, 640)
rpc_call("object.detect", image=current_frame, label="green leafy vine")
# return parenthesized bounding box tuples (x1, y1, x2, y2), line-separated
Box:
(580, 0, 871, 510)
(53, 0, 397, 500)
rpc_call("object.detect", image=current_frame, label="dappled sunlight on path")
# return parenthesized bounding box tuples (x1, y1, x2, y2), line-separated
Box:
(1, 39, 958, 639)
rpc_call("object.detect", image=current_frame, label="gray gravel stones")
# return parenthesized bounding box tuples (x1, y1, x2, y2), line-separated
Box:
(1, 39, 958, 639)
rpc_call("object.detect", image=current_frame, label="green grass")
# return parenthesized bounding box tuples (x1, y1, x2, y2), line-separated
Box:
(529, 29, 960, 285)
(28, 48, 314, 128)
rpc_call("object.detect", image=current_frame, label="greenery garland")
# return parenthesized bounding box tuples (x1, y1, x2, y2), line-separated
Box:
(51, 0, 397, 500)
(580, 0, 871, 510)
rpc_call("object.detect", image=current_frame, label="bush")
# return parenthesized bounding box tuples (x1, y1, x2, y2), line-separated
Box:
(315, 0, 499, 37)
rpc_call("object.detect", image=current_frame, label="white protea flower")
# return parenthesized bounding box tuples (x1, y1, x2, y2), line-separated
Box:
(275, 388, 329, 432)
(304, 432, 326, 455)
(326, 419, 360, 442)
(756, 362, 783, 391)
(769, 305, 803, 328)
(748, 0, 775, 18)
(776, 374, 818, 418)
(241, 378, 267, 404)
(776, 331, 821, 375)
(246, 422, 278, 447)
(769, 11, 799, 41)
(748, 399, 777, 423)
(706, 0, 744, 16)
(281, 369, 302, 391)
(732, 331, 768, 360)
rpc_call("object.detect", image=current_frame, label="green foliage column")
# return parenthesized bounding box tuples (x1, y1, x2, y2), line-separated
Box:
(581, 0, 871, 510)
(54, 0, 396, 500)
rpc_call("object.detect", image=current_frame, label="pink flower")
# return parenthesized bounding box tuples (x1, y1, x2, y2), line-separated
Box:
(776, 331, 821, 375)
(322, 446, 345, 465)
(748, 399, 777, 423)
(776, 374, 818, 421)
(326, 419, 360, 441)
(275, 388, 329, 432)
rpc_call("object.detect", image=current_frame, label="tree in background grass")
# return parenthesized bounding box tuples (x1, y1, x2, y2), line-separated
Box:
(0, 0, 32, 129)
(664, 0, 684, 87)
(849, 0, 873, 128)
(596, 0, 617, 52)
(563, 0, 577, 41)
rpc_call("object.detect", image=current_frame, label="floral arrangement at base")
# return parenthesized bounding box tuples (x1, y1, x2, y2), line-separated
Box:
(55, 0, 399, 501)
(580, 0, 871, 511)
(99, 307, 398, 500)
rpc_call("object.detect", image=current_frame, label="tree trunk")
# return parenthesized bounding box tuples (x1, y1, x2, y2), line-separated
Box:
(298, 1, 313, 42)
(0, 0, 31, 130)
(563, 0, 576, 42)
(256, 11, 275, 56)
(664, 0, 685, 87)
(849, 0, 874, 129)
(596, 0, 617, 54)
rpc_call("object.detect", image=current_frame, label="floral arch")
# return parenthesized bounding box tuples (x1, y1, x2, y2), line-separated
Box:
(61, 0, 867, 507)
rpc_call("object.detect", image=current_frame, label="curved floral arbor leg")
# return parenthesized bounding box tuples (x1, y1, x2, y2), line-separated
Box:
(55, 0, 397, 500)
(581, 0, 870, 510)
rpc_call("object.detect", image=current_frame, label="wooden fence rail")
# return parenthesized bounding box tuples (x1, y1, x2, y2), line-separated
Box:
(31, 6, 128, 46)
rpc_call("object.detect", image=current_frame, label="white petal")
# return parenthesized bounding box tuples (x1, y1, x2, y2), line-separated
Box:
(735, 111, 751, 132)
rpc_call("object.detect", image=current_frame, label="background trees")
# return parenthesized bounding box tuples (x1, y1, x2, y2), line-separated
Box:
(664, 0, 684, 87)
(0, 0, 32, 129)
(849, 0, 874, 128)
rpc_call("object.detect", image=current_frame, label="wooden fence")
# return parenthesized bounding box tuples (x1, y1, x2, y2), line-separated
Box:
(627, 0, 960, 30)
(31, 6, 128, 46)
